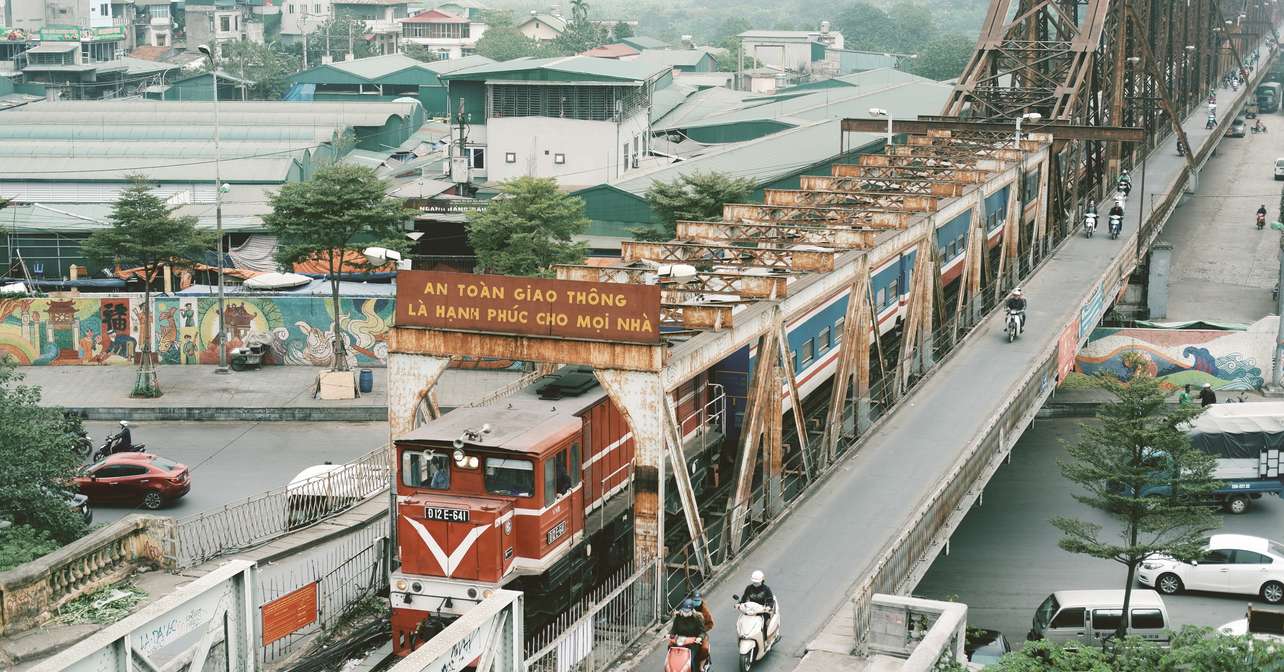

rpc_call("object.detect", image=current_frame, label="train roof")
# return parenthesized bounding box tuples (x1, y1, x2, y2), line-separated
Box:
(396, 366, 606, 455)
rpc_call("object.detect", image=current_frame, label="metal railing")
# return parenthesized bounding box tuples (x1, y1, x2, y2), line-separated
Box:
(171, 446, 390, 568)
(524, 562, 660, 672)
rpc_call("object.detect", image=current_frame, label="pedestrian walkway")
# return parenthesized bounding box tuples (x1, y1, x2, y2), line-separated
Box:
(20, 365, 525, 421)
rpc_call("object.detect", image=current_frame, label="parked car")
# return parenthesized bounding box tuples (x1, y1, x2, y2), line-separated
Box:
(1219, 604, 1284, 642)
(1137, 534, 1284, 604)
(1029, 589, 1171, 645)
(965, 628, 1011, 668)
(73, 453, 190, 510)
(1275, 157, 1284, 180)
(1230, 117, 1248, 137)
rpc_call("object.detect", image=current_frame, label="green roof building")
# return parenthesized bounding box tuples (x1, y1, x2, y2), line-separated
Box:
(285, 53, 492, 116)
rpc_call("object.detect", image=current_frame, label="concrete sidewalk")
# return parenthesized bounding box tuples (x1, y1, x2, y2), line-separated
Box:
(21, 365, 525, 421)
(1039, 381, 1265, 417)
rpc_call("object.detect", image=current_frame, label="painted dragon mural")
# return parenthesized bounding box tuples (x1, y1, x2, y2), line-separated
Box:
(1075, 322, 1273, 390)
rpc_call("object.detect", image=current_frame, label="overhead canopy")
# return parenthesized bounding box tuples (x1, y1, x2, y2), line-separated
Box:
(1186, 402, 1284, 458)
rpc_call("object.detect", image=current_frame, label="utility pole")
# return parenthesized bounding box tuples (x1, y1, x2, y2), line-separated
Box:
(1276, 226, 1284, 388)
(198, 44, 228, 374)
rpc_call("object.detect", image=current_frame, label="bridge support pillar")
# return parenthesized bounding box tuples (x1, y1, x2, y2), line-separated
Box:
(1147, 242, 1174, 319)
(593, 370, 667, 571)
(1185, 166, 1199, 193)
(387, 352, 452, 439)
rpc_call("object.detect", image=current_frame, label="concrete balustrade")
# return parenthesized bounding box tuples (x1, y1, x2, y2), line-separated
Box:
(0, 514, 173, 637)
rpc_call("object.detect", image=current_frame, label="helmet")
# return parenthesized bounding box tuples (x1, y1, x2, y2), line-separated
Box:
(677, 599, 696, 617)
(119, 420, 129, 428)
(690, 591, 703, 608)
(1203, 383, 1212, 389)
(1013, 287, 1023, 296)
(750, 570, 765, 586)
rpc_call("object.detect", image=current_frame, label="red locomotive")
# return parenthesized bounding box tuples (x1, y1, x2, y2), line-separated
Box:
(391, 365, 725, 655)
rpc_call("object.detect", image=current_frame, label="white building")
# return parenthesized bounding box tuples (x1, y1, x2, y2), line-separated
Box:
(739, 23, 844, 73)
(515, 10, 564, 43)
(439, 56, 669, 186)
(398, 8, 485, 60)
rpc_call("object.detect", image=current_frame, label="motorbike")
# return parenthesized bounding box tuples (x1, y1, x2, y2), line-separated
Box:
(91, 431, 146, 462)
(1177, 140, 1186, 156)
(665, 634, 709, 672)
(1258, 212, 1267, 230)
(1206, 114, 1217, 129)
(1104, 214, 1124, 240)
(1116, 180, 1132, 198)
(734, 599, 781, 672)
(72, 430, 92, 459)
(1083, 212, 1097, 238)
(230, 341, 268, 371)
(1006, 309, 1023, 343)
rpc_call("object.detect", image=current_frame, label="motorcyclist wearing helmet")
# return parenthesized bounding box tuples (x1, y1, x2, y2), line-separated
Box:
(112, 420, 132, 453)
(739, 570, 776, 637)
(1006, 288, 1027, 334)
(670, 598, 709, 670)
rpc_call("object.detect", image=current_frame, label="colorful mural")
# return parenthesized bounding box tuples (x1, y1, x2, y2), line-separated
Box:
(1075, 318, 1275, 390)
(0, 295, 394, 368)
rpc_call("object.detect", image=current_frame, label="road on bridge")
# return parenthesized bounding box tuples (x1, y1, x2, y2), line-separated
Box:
(631, 45, 1271, 672)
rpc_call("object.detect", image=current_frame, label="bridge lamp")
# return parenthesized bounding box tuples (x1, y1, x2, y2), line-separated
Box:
(869, 107, 892, 148)
(1014, 112, 1042, 146)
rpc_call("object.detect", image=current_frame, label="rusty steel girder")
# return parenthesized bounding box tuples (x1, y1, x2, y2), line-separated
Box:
(831, 164, 994, 182)
(887, 143, 1026, 162)
(723, 203, 908, 229)
(555, 265, 793, 299)
(621, 240, 838, 272)
(762, 189, 939, 211)
(855, 153, 1005, 171)
(798, 175, 967, 198)
(676, 220, 880, 249)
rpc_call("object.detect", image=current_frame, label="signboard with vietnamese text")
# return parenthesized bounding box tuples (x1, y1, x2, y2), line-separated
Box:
(37, 25, 124, 42)
(261, 582, 318, 646)
(396, 271, 661, 344)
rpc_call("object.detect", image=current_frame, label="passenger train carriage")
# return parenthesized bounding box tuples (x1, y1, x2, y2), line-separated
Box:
(391, 182, 1022, 655)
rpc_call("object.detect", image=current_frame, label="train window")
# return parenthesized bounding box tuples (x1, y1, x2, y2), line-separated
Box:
(403, 450, 450, 490)
(544, 449, 573, 506)
(569, 442, 582, 488)
(485, 457, 534, 497)
(886, 280, 898, 305)
(876, 288, 885, 307)
(818, 327, 831, 352)
(956, 235, 965, 253)
(938, 245, 947, 260)
(801, 338, 814, 367)
(833, 317, 844, 344)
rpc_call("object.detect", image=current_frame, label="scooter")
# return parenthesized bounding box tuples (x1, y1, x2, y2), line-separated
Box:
(1206, 113, 1217, 129)
(91, 431, 146, 462)
(1177, 140, 1186, 156)
(1006, 309, 1023, 343)
(1258, 212, 1267, 230)
(734, 599, 781, 672)
(665, 635, 709, 672)
(230, 341, 268, 371)
(1083, 212, 1097, 238)
(1108, 214, 1123, 239)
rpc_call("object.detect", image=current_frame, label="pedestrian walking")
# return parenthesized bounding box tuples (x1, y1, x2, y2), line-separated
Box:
(1178, 384, 1193, 406)
(1200, 383, 1217, 407)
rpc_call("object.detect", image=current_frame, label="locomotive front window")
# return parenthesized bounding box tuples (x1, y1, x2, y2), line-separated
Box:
(402, 450, 450, 490)
(544, 449, 574, 506)
(485, 457, 534, 497)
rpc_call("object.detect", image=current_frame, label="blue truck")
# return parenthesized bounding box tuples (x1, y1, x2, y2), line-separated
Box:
(1135, 403, 1284, 514)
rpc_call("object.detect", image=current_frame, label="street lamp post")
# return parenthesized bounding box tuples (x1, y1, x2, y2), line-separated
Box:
(1013, 111, 1042, 147)
(198, 44, 228, 374)
(869, 108, 892, 148)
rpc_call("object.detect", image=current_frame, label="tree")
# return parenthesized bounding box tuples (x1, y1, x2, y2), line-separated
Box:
(0, 361, 88, 547)
(475, 25, 557, 60)
(991, 627, 1282, 671)
(570, 0, 589, 24)
(887, 2, 938, 53)
(1052, 365, 1221, 640)
(833, 2, 896, 52)
(640, 172, 757, 241)
(82, 176, 212, 397)
(402, 42, 439, 63)
(910, 33, 977, 81)
(611, 21, 634, 40)
(265, 164, 410, 372)
(206, 40, 301, 99)
(467, 177, 589, 276)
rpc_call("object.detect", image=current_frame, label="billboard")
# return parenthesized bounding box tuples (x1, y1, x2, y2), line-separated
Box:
(396, 271, 661, 344)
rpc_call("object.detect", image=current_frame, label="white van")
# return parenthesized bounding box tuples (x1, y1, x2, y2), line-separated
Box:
(1029, 590, 1171, 646)
(1274, 157, 1284, 180)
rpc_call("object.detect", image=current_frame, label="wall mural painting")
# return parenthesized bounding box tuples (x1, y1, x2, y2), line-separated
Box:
(1, 294, 526, 370)
(1075, 323, 1272, 391)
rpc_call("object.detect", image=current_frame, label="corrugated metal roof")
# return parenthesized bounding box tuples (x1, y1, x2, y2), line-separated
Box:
(581, 43, 640, 59)
(5, 156, 298, 182)
(0, 100, 419, 127)
(649, 81, 696, 122)
(620, 36, 668, 50)
(649, 86, 756, 128)
(517, 12, 567, 32)
(424, 54, 494, 74)
(442, 55, 667, 82)
(26, 42, 78, 53)
(655, 77, 951, 132)
(319, 53, 429, 79)
(403, 8, 469, 23)
(738, 30, 823, 40)
(0, 140, 315, 160)
(632, 49, 714, 68)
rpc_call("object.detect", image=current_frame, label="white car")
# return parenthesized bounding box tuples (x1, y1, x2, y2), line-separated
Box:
(1276, 157, 1284, 180)
(1137, 534, 1284, 604)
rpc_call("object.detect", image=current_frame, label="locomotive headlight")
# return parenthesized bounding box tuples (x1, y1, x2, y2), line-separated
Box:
(504, 520, 512, 534)
(467, 587, 479, 599)
(395, 579, 407, 591)
(411, 582, 422, 593)
(483, 589, 494, 599)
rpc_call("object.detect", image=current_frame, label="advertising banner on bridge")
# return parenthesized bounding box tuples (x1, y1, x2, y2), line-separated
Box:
(395, 270, 661, 344)
(1078, 282, 1105, 341)
(1057, 318, 1080, 383)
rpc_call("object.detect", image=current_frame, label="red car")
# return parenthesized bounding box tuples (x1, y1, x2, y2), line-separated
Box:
(74, 453, 191, 510)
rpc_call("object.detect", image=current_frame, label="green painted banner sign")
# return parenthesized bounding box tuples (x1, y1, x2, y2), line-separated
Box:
(37, 25, 126, 42)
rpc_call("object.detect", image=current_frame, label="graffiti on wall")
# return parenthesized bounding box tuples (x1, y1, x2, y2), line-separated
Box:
(0, 295, 394, 368)
(1075, 319, 1275, 390)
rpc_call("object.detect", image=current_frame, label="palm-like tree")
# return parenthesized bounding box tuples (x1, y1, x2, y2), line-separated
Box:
(570, 0, 589, 25)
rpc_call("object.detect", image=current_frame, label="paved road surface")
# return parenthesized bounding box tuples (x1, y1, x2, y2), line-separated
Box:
(81, 421, 386, 524)
(916, 417, 1282, 647)
(1160, 110, 1284, 322)
(633, 47, 1270, 672)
